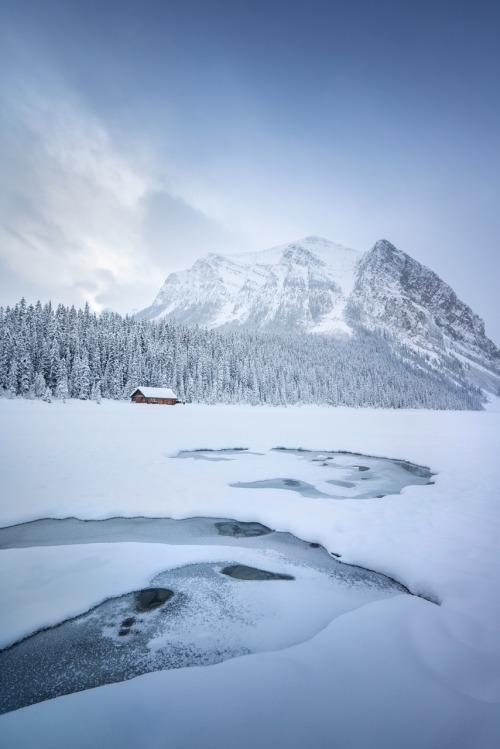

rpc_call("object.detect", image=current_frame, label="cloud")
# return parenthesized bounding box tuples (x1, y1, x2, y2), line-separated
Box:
(0, 66, 256, 314)
(1, 38, 498, 342)
(0, 69, 205, 311)
(0, 83, 138, 304)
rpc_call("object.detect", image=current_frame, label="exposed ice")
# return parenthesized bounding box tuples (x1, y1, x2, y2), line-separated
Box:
(230, 478, 333, 498)
(223, 447, 433, 500)
(221, 564, 295, 580)
(175, 448, 262, 461)
(0, 516, 407, 714)
(0, 516, 278, 549)
(214, 521, 272, 537)
(1, 401, 498, 749)
(0, 446, 432, 714)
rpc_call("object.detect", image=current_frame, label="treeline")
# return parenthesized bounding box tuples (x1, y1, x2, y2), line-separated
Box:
(0, 298, 483, 410)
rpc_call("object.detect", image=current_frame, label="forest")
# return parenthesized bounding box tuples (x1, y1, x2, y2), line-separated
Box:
(0, 299, 483, 410)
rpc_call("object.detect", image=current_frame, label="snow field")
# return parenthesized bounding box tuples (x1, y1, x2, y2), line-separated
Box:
(0, 399, 499, 748)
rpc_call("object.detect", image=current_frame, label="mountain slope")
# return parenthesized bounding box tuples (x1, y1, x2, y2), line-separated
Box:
(137, 236, 360, 333)
(347, 240, 500, 391)
(137, 236, 500, 394)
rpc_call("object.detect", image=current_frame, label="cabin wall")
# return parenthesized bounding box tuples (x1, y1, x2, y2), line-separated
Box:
(131, 394, 177, 405)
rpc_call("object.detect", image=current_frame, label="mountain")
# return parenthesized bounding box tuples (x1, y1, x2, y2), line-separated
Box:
(137, 236, 500, 394)
(346, 240, 500, 392)
(137, 236, 359, 333)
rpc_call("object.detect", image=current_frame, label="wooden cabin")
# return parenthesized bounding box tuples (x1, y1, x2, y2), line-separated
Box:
(130, 387, 179, 405)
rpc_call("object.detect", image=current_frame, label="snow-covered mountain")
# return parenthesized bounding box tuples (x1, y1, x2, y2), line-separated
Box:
(346, 239, 500, 392)
(138, 237, 359, 333)
(137, 236, 500, 393)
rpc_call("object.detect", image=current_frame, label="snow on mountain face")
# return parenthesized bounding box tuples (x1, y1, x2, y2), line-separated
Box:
(347, 239, 500, 390)
(138, 236, 360, 333)
(137, 235, 500, 392)
(349, 240, 485, 349)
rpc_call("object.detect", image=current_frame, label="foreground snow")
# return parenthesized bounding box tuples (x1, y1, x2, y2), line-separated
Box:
(0, 399, 499, 748)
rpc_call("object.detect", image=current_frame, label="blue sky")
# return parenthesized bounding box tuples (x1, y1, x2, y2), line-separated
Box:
(1, 0, 499, 341)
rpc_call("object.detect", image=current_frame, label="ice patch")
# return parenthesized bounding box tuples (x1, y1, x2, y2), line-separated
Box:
(0, 517, 407, 714)
(220, 447, 433, 500)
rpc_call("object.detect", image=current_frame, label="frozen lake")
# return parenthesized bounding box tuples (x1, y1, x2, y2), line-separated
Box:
(1, 401, 499, 749)
(0, 446, 434, 714)
(176, 447, 433, 499)
(0, 515, 408, 713)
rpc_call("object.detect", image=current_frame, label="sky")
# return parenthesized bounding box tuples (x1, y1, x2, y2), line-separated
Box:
(0, 0, 499, 342)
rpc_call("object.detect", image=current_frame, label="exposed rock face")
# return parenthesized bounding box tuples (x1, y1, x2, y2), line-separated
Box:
(137, 235, 500, 393)
(349, 240, 488, 350)
(347, 240, 500, 390)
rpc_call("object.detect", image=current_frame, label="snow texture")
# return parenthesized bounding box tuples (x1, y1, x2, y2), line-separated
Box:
(0, 399, 500, 748)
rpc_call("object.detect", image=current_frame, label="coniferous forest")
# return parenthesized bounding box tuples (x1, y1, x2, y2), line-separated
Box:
(0, 298, 483, 410)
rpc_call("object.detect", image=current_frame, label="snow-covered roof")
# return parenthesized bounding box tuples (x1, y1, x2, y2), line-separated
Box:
(131, 387, 178, 399)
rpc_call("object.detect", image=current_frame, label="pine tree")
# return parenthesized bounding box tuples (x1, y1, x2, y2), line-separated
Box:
(34, 372, 47, 398)
(54, 359, 69, 401)
(16, 336, 32, 395)
(0, 297, 488, 410)
(7, 359, 18, 395)
(91, 379, 102, 404)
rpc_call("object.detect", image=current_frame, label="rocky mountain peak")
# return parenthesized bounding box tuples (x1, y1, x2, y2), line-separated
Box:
(136, 235, 500, 394)
(281, 244, 325, 267)
(372, 238, 399, 254)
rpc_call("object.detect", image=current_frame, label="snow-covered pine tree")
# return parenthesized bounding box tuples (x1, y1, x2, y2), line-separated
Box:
(0, 298, 486, 410)
(34, 372, 47, 399)
(54, 358, 69, 401)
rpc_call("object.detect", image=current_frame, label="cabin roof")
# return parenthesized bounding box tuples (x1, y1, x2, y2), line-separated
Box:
(130, 387, 178, 399)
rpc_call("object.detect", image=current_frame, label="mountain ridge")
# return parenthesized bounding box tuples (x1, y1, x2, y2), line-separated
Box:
(138, 236, 360, 334)
(136, 235, 500, 394)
